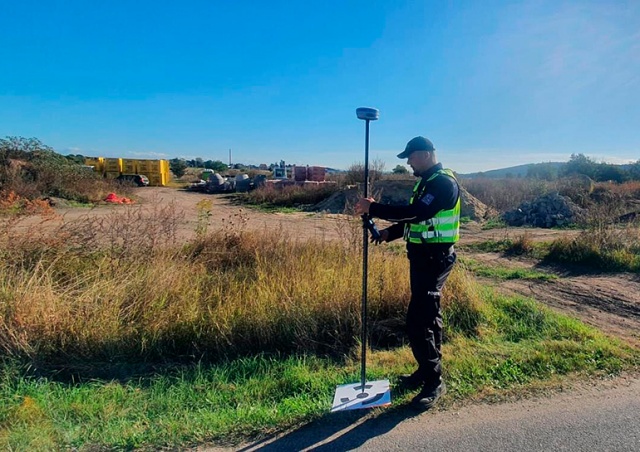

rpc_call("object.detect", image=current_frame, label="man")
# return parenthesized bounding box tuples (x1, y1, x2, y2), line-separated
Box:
(355, 136, 460, 410)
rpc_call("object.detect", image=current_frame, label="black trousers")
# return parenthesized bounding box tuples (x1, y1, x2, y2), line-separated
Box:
(406, 248, 456, 386)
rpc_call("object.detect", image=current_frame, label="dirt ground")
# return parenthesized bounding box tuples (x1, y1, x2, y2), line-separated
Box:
(468, 253, 640, 347)
(14, 187, 640, 348)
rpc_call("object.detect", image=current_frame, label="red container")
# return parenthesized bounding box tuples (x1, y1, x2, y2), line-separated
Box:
(307, 166, 325, 182)
(294, 166, 308, 182)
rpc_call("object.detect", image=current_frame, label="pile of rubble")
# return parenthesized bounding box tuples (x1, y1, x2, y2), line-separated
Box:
(502, 192, 585, 228)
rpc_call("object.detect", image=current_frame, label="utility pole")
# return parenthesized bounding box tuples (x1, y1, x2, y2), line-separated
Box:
(229, 149, 232, 167)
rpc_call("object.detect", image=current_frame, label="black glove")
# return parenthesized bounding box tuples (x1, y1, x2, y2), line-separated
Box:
(362, 215, 381, 242)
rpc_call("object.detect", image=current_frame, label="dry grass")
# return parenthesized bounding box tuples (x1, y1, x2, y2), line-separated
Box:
(242, 183, 340, 207)
(0, 206, 483, 375)
(546, 222, 640, 271)
(460, 178, 551, 212)
(461, 177, 640, 215)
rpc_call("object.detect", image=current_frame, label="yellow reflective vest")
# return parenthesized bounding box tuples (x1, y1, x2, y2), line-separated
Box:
(404, 168, 460, 244)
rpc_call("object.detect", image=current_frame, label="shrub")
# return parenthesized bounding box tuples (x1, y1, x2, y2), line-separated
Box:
(243, 183, 339, 208)
(343, 159, 386, 186)
(545, 224, 640, 272)
(507, 231, 535, 255)
(0, 136, 119, 204)
(460, 178, 551, 212)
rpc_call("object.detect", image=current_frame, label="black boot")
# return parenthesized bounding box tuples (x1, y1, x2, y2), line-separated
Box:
(411, 381, 446, 411)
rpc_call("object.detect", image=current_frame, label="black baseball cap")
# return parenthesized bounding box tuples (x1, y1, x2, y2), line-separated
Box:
(397, 136, 435, 159)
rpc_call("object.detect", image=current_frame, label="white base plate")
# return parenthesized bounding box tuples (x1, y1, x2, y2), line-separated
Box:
(331, 379, 391, 412)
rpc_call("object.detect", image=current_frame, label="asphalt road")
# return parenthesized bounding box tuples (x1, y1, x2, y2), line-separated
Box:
(206, 377, 640, 452)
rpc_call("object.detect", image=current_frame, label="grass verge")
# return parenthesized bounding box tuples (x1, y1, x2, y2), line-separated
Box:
(460, 257, 558, 281)
(462, 224, 640, 273)
(1, 212, 637, 449)
(544, 225, 640, 272)
(1, 291, 637, 450)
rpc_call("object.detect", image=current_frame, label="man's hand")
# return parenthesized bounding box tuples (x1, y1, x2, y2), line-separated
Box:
(355, 197, 375, 215)
(371, 228, 389, 245)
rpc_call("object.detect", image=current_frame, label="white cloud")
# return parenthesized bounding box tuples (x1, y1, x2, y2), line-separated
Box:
(129, 151, 169, 158)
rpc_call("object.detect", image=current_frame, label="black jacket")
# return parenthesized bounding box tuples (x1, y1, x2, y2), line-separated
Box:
(368, 163, 459, 256)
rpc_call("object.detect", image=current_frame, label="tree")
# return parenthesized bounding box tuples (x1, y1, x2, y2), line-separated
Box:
(527, 162, 558, 180)
(345, 158, 386, 185)
(65, 154, 86, 165)
(596, 164, 628, 183)
(0, 136, 55, 164)
(628, 160, 640, 180)
(392, 164, 408, 174)
(563, 153, 598, 179)
(204, 160, 228, 172)
(169, 158, 188, 178)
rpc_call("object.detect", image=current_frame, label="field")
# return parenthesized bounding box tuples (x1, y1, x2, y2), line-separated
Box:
(1, 186, 638, 450)
(30, 186, 638, 341)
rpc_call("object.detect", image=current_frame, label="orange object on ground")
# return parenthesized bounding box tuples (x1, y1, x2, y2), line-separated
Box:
(104, 193, 135, 204)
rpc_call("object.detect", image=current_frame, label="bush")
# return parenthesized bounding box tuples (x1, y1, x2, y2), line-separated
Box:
(460, 178, 551, 212)
(0, 136, 118, 205)
(242, 183, 339, 208)
(545, 224, 640, 272)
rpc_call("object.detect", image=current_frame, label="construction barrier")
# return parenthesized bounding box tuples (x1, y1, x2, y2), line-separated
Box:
(121, 159, 138, 174)
(104, 158, 123, 173)
(147, 172, 168, 187)
(84, 157, 171, 186)
(84, 157, 104, 172)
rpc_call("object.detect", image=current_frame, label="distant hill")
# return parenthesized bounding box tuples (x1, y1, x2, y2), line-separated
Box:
(459, 162, 565, 179)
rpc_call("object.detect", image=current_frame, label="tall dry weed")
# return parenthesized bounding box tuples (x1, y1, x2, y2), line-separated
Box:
(0, 204, 485, 374)
(460, 178, 551, 212)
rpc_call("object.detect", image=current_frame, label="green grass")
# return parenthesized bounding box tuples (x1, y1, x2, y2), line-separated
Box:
(460, 257, 558, 281)
(463, 225, 640, 273)
(461, 239, 549, 258)
(0, 356, 347, 449)
(1, 212, 637, 449)
(243, 204, 304, 213)
(64, 200, 95, 208)
(1, 290, 637, 450)
(545, 230, 640, 273)
(481, 217, 508, 230)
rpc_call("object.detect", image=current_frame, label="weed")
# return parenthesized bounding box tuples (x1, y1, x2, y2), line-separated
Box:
(508, 231, 535, 255)
(481, 217, 508, 230)
(546, 225, 640, 272)
(195, 199, 213, 238)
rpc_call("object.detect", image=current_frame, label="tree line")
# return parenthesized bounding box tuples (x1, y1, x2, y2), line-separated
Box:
(525, 154, 640, 182)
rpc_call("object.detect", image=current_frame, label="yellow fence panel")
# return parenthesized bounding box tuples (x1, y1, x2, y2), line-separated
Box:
(104, 158, 122, 173)
(121, 159, 138, 174)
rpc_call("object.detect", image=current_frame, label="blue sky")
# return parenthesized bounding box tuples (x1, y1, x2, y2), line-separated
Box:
(1, 0, 638, 172)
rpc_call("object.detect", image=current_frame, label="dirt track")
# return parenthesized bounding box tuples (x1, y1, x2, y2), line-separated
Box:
(15, 187, 640, 347)
(467, 253, 640, 347)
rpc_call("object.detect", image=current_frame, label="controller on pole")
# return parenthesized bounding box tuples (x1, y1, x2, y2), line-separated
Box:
(362, 214, 381, 241)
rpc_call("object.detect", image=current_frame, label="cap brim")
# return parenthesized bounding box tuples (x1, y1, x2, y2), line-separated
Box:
(397, 149, 434, 159)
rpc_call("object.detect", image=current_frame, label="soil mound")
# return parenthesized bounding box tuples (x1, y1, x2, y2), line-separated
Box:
(312, 179, 496, 221)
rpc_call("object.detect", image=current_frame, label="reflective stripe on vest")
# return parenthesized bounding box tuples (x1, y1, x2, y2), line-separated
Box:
(404, 168, 461, 244)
